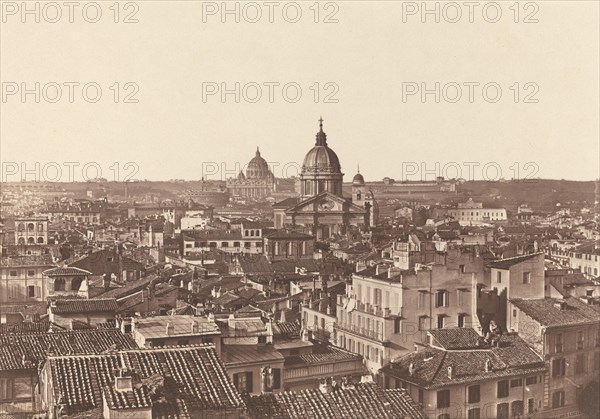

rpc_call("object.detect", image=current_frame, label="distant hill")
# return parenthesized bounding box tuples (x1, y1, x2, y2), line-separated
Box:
(456, 179, 597, 212)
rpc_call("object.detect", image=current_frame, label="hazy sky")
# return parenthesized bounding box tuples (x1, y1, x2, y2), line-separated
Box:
(1, 1, 599, 183)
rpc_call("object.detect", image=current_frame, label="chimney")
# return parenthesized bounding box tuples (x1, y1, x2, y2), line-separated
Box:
(115, 374, 133, 392)
(103, 273, 111, 289)
(409, 362, 415, 376)
(166, 321, 174, 336)
(319, 378, 332, 394)
(266, 319, 273, 344)
(191, 320, 199, 334)
(447, 365, 454, 379)
(485, 358, 492, 372)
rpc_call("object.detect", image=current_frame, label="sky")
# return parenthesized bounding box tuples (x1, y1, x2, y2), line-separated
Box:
(1, 0, 599, 183)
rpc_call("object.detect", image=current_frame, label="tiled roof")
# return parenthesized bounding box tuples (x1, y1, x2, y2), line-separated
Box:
(292, 345, 362, 366)
(245, 383, 425, 419)
(486, 253, 542, 269)
(0, 320, 51, 334)
(43, 266, 93, 277)
(383, 333, 545, 389)
(47, 346, 244, 416)
(94, 275, 158, 299)
(51, 298, 118, 314)
(429, 328, 482, 350)
(272, 322, 301, 337)
(510, 297, 600, 327)
(0, 329, 137, 371)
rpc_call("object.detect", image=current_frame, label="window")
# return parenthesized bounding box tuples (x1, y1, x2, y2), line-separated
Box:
(522, 272, 531, 284)
(418, 291, 426, 309)
(467, 408, 480, 419)
(511, 400, 524, 418)
(28, 286, 35, 298)
(497, 380, 509, 398)
(394, 318, 401, 334)
(272, 368, 281, 389)
(552, 358, 566, 377)
(459, 264, 465, 273)
(497, 403, 509, 419)
(468, 385, 480, 404)
(233, 372, 253, 393)
(527, 398, 535, 414)
(457, 289, 464, 307)
(575, 354, 586, 375)
(552, 391, 565, 408)
(458, 314, 466, 328)
(497, 271, 502, 283)
(9, 271, 17, 277)
(27, 270, 35, 277)
(576, 331, 584, 350)
(418, 316, 427, 331)
(437, 389, 450, 408)
(595, 352, 600, 371)
(510, 379, 522, 388)
(435, 290, 449, 308)
(525, 376, 538, 385)
(555, 334, 563, 353)
(418, 389, 423, 404)
(54, 278, 66, 291)
(437, 315, 445, 329)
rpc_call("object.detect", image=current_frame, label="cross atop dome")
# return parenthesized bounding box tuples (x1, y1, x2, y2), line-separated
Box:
(315, 117, 327, 146)
(256, 146, 261, 157)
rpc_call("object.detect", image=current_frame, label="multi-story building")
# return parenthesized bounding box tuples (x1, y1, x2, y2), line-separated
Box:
(182, 223, 264, 256)
(567, 241, 600, 279)
(434, 198, 507, 224)
(263, 230, 314, 261)
(381, 328, 547, 419)
(335, 258, 482, 375)
(14, 217, 48, 245)
(508, 297, 600, 419)
(43, 266, 92, 300)
(0, 255, 54, 303)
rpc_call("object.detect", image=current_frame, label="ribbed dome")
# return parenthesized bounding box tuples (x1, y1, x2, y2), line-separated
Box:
(301, 119, 341, 174)
(246, 147, 271, 179)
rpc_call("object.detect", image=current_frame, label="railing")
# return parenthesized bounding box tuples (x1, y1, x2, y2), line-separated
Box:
(335, 322, 383, 341)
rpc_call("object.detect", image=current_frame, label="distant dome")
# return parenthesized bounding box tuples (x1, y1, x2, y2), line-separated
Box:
(301, 119, 341, 175)
(352, 170, 364, 186)
(246, 147, 272, 179)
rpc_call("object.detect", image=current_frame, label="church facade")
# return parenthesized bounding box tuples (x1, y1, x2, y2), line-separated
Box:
(226, 147, 276, 198)
(273, 119, 377, 239)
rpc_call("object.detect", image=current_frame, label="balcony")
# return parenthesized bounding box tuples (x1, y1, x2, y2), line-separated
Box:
(335, 322, 384, 342)
(338, 295, 400, 318)
(284, 358, 364, 382)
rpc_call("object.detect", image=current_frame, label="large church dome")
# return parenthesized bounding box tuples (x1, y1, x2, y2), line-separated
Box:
(301, 119, 341, 174)
(246, 147, 272, 179)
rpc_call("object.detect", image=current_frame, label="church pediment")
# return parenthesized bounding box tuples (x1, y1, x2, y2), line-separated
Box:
(285, 192, 366, 215)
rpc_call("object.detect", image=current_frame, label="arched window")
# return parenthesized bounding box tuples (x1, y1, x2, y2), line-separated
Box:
(71, 277, 82, 291)
(287, 242, 293, 255)
(274, 242, 280, 256)
(18, 223, 25, 232)
(18, 237, 25, 245)
(54, 278, 66, 291)
(28, 223, 35, 232)
(356, 191, 362, 201)
(37, 223, 44, 232)
(37, 237, 44, 244)
(27, 237, 35, 244)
